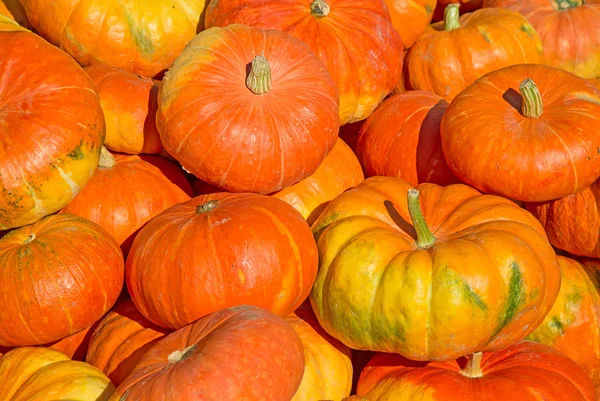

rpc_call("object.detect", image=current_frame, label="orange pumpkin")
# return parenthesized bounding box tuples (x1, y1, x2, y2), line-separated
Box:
(61, 148, 192, 255)
(204, 0, 403, 124)
(384, 0, 436, 48)
(157, 24, 339, 194)
(591, 78, 600, 89)
(85, 65, 163, 154)
(0, 11, 24, 30)
(0, 214, 124, 347)
(356, 90, 458, 186)
(441, 64, 600, 202)
(110, 305, 305, 401)
(484, 0, 600, 79)
(405, 5, 543, 101)
(310, 177, 560, 361)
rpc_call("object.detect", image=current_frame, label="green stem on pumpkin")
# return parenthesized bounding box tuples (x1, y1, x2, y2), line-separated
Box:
(460, 352, 484, 378)
(98, 146, 116, 168)
(444, 4, 461, 31)
(407, 189, 436, 249)
(246, 55, 272, 95)
(23, 233, 35, 245)
(556, 0, 584, 10)
(167, 345, 196, 364)
(196, 200, 218, 214)
(310, 0, 331, 18)
(519, 78, 543, 118)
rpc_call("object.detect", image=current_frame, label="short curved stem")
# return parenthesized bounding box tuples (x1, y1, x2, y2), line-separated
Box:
(460, 352, 484, 378)
(519, 78, 543, 118)
(196, 200, 218, 214)
(98, 146, 116, 168)
(444, 4, 461, 31)
(246, 55, 271, 95)
(23, 233, 35, 245)
(310, 0, 331, 18)
(407, 189, 436, 249)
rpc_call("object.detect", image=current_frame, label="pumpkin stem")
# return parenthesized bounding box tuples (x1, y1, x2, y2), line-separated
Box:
(460, 352, 484, 378)
(167, 345, 196, 364)
(556, 0, 583, 10)
(246, 55, 272, 95)
(519, 78, 543, 118)
(196, 200, 218, 214)
(23, 233, 35, 245)
(310, 0, 330, 18)
(407, 189, 436, 249)
(444, 4, 461, 31)
(98, 146, 116, 168)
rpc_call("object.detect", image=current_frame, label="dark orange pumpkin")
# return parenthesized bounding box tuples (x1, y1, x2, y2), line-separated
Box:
(110, 305, 305, 401)
(204, 0, 403, 124)
(0, 214, 123, 347)
(441, 64, 600, 202)
(157, 24, 339, 194)
(384, 0, 436, 48)
(356, 91, 458, 186)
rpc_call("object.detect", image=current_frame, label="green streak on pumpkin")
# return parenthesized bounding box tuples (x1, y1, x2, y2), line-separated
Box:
(549, 316, 565, 335)
(124, 10, 155, 58)
(520, 24, 535, 38)
(477, 27, 492, 43)
(425, 4, 433, 13)
(500, 261, 525, 329)
(443, 266, 488, 311)
(67, 144, 85, 160)
(312, 212, 341, 237)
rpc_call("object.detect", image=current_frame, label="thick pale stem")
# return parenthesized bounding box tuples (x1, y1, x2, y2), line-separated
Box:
(407, 189, 436, 248)
(310, 0, 331, 18)
(196, 200, 218, 214)
(444, 4, 461, 31)
(556, 0, 584, 10)
(246, 55, 271, 95)
(23, 233, 35, 245)
(167, 345, 196, 364)
(98, 146, 116, 168)
(519, 78, 543, 118)
(460, 352, 484, 378)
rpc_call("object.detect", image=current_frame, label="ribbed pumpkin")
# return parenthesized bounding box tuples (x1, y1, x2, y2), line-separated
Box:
(483, 0, 600, 79)
(61, 148, 192, 255)
(0, 214, 124, 347)
(157, 24, 339, 194)
(204, 0, 403, 124)
(527, 256, 600, 386)
(0, 347, 115, 400)
(86, 299, 169, 386)
(110, 305, 305, 401)
(405, 5, 543, 101)
(442, 64, 600, 202)
(0, 29, 104, 229)
(127, 193, 318, 330)
(19, 0, 207, 77)
(356, 91, 458, 186)
(310, 177, 560, 361)
(85, 65, 162, 155)
(356, 341, 596, 401)
(384, 0, 436, 48)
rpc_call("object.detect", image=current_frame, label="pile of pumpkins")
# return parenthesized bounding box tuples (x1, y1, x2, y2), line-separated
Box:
(1, 0, 600, 399)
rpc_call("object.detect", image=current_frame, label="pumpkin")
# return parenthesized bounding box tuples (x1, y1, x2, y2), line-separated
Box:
(204, 0, 403, 125)
(405, 5, 543, 102)
(0, 214, 124, 347)
(356, 341, 596, 400)
(356, 91, 458, 186)
(483, 0, 600, 79)
(110, 305, 305, 400)
(310, 176, 560, 361)
(126, 193, 318, 330)
(0, 347, 115, 400)
(442, 64, 600, 203)
(0, 0, 29, 28)
(0, 11, 23, 30)
(591, 78, 600, 89)
(384, 0, 436, 48)
(61, 147, 192, 255)
(286, 302, 353, 401)
(433, 0, 482, 20)
(86, 299, 169, 386)
(526, 256, 600, 385)
(0, 30, 105, 229)
(157, 24, 339, 194)
(19, 0, 207, 77)
(85, 65, 163, 155)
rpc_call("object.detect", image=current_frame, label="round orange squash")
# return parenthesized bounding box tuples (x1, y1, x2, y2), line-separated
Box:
(310, 176, 560, 361)
(441, 64, 600, 202)
(110, 305, 305, 401)
(384, 0, 436, 48)
(157, 24, 339, 194)
(405, 5, 543, 101)
(204, 0, 403, 124)
(0, 214, 124, 347)
(0, 30, 105, 229)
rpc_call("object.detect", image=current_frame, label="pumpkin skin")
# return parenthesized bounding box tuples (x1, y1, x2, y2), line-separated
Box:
(356, 91, 458, 186)
(157, 24, 339, 194)
(20, 0, 207, 77)
(0, 11, 23, 30)
(356, 341, 596, 401)
(204, 0, 403, 125)
(483, 0, 600, 79)
(310, 176, 560, 361)
(86, 299, 169, 386)
(61, 148, 192, 255)
(85, 65, 163, 155)
(442, 64, 600, 202)
(0, 347, 115, 401)
(384, 0, 436, 48)
(126, 193, 318, 330)
(527, 256, 600, 386)
(110, 305, 305, 401)
(405, 7, 543, 102)
(0, 30, 105, 229)
(0, 214, 124, 347)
